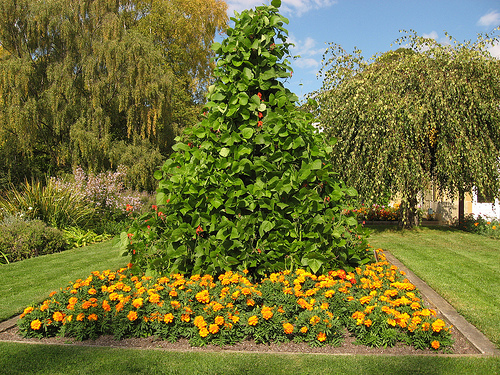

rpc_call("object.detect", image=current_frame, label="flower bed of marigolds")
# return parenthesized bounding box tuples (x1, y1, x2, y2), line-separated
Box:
(17, 250, 453, 352)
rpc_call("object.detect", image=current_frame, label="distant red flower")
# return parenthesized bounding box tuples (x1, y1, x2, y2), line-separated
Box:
(258, 112, 263, 118)
(196, 225, 204, 236)
(257, 92, 262, 100)
(257, 121, 263, 127)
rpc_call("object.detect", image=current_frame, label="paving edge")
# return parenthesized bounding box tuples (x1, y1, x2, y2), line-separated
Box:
(384, 251, 500, 356)
(1, 255, 499, 356)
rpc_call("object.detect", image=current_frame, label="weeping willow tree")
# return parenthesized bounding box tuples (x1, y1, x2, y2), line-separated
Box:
(314, 30, 500, 227)
(0, 0, 227, 189)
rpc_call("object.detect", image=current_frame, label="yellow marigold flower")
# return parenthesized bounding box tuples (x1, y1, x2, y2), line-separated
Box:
(30, 319, 42, 330)
(88, 314, 98, 321)
(209, 323, 219, 334)
(387, 318, 396, 326)
(109, 292, 119, 301)
(346, 296, 354, 301)
(149, 293, 161, 304)
(53, 311, 65, 322)
(171, 301, 181, 309)
(300, 326, 308, 334)
(132, 298, 143, 309)
(422, 322, 430, 331)
(76, 313, 85, 321)
(231, 315, 240, 324)
(359, 296, 372, 305)
(324, 290, 335, 298)
(199, 327, 209, 337)
(215, 316, 225, 326)
(248, 315, 258, 326)
(432, 319, 446, 333)
(310, 315, 321, 325)
(364, 305, 376, 314)
(283, 322, 294, 334)
(261, 306, 273, 320)
(246, 299, 255, 306)
(320, 302, 329, 310)
(317, 332, 327, 342)
(169, 290, 178, 297)
(431, 340, 440, 349)
(88, 288, 97, 295)
(181, 314, 190, 322)
(410, 302, 421, 310)
(163, 313, 174, 324)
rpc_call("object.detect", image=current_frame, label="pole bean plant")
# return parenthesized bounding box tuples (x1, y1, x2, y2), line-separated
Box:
(122, 0, 370, 278)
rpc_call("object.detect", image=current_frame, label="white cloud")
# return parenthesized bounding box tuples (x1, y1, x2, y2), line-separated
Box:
(488, 42, 500, 58)
(226, 0, 337, 16)
(288, 35, 324, 68)
(477, 10, 500, 27)
(422, 31, 439, 40)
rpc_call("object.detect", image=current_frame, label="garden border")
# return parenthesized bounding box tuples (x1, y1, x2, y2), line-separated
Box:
(0, 252, 498, 356)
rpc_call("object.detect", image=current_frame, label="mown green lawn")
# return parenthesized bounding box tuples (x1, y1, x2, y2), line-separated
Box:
(367, 225, 500, 348)
(0, 238, 127, 321)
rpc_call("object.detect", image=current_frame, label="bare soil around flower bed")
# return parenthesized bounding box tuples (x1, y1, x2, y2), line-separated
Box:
(0, 324, 480, 356)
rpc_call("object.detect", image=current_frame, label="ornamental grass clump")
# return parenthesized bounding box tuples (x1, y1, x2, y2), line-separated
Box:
(17, 250, 454, 351)
(122, 0, 369, 278)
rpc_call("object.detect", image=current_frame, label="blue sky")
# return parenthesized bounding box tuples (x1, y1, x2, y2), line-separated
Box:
(223, 0, 500, 100)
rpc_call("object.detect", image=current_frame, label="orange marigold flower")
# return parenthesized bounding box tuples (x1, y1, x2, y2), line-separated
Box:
(169, 290, 178, 297)
(102, 300, 111, 312)
(317, 332, 327, 342)
(209, 323, 219, 334)
(88, 314, 98, 321)
(300, 326, 308, 334)
(88, 288, 97, 295)
(283, 322, 294, 334)
(76, 313, 85, 321)
(23, 306, 34, 315)
(248, 315, 258, 326)
(163, 313, 174, 324)
(194, 315, 207, 328)
(364, 319, 372, 327)
(149, 293, 161, 304)
(181, 314, 191, 322)
(30, 319, 42, 330)
(127, 311, 138, 321)
(261, 306, 273, 320)
(215, 316, 225, 326)
(196, 290, 210, 304)
(53, 311, 65, 322)
(171, 301, 181, 309)
(199, 327, 209, 337)
(212, 302, 224, 312)
(432, 319, 446, 333)
(320, 302, 329, 310)
(422, 322, 430, 331)
(246, 299, 255, 306)
(431, 340, 440, 349)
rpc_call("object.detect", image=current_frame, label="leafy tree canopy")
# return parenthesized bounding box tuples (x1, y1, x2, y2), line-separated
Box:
(313, 29, 500, 227)
(0, 0, 227, 190)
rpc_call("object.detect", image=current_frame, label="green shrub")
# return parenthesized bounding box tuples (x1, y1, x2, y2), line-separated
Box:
(123, 1, 371, 278)
(62, 227, 113, 248)
(458, 214, 500, 238)
(0, 215, 67, 262)
(0, 179, 97, 229)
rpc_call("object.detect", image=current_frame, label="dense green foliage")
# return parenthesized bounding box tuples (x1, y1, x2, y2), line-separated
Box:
(123, 1, 370, 278)
(314, 30, 500, 227)
(0, 216, 67, 263)
(0, 0, 227, 190)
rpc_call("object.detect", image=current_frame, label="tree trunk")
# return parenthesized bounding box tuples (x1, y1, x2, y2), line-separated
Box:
(458, 189, 465, 228)
(398, 194, 419, 229)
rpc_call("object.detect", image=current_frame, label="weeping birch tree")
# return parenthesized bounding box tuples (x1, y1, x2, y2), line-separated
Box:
(0, 0, 227, 189)
(314, 30, 500, 227)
